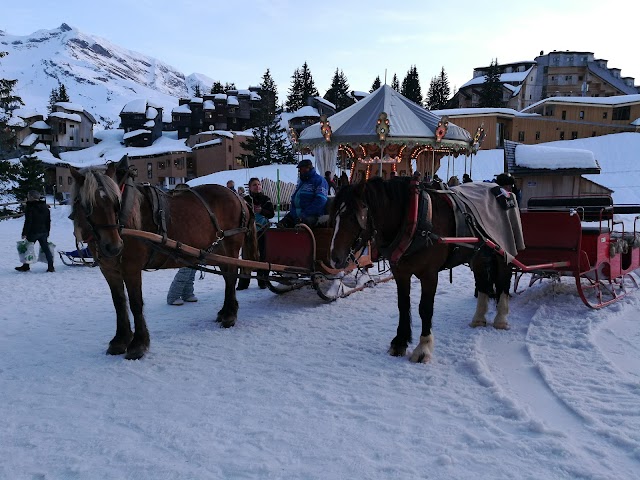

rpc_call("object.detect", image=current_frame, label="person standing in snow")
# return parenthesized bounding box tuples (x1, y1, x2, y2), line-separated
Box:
(15, 190, 54, 273)
(166, 267, 198, 305)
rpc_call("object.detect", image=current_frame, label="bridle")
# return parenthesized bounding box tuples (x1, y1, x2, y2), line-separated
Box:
(73, 171, 122, 245)
(335, 201, 373, 266)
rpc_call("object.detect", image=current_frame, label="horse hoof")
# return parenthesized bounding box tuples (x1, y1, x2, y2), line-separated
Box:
(125, 345, 148, 360)
(388, 345, 407, 357)
(106, 343, 127, 355)
(410, 352, 431, 363)
(469, 317, 487, 328)
(219, 318, 236, 328)
(493, 322, 510, 330)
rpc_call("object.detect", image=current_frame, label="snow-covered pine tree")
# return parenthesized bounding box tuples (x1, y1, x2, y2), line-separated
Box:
(401, 65, 423, 105)
(370, 76, 381, 93)
(240, 69, 294, 167)
(13, 155, 46, 202)
(285, 68, 303, 112)
(193, 83, 202, 98)
(299, 62, 318, 108)
(210, 81, 224, 94)
(479, 59, 503, 107)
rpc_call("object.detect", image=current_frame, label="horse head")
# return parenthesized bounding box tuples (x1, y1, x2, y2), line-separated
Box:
(70, 162, 124, 258)
(329, 181, 371, 269)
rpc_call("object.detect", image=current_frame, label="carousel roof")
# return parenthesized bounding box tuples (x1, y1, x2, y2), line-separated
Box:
(298, 84, 473, 150)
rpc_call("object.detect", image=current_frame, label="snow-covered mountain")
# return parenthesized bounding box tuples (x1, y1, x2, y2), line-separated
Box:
(0, 23, 214, 128)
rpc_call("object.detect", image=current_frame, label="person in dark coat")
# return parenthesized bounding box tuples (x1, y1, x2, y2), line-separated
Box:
(16, 190, 54, 272)
(462, 173, 473, 183)
(324, 171, 337, 196)
(237, 177, 275, 290)
(495, 172, 522, 204)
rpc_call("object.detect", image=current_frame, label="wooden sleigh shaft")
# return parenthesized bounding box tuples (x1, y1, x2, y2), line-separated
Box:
(120, 228, 310, 274)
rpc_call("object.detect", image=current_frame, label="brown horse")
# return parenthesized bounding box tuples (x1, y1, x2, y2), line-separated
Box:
(70, 159, 258, 359)
(329, 177, 512, 363)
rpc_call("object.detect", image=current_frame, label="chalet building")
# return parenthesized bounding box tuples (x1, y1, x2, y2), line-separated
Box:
(287, 97, 336, 142)
(119, 99, 164, 147)
(434, 94, 640, 149)
(188, 131, 252, 176)
(47, 102, 96, 154)
(172, 87, 262, 139)
(452, 51, 639, 111)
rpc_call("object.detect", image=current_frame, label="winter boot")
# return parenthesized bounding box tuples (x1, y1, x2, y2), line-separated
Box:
(15, 264, 30, 272)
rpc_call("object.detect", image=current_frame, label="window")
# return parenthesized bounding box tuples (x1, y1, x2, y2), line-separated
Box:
(518, 131, 525, 142)
(67, 176, 72, 185)
(158, 161, 165, 170)
(535, 131, 540, 140)
(579, 111, 584, 119)
(560, 131, 565, 140)
(59, 123, 66, 134)
(69, 136, 74, 141)
(571, 131, 578, 140)
(228, 145, 232, 152)
(578, 76, 583, 81)
(612, 106, 630, 121)
(70, 124, 75, 129)
(561, 110, 567, 120)
(58, 175, 62, 186)
(592, 131, 597, 137)
(174, 158, 184, 169)
(603, 112, 608, 119)
(147, 162, 153, 180)
(168, 177, 176, 185)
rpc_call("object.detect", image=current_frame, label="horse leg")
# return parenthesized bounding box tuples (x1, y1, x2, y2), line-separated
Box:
(492, 260, 512, 330)
(410, 272, 438, 363)
(102, 267, 133, 355)
(470, 292, 489, 328)
(493, 293, 510, 330)
(389, 271, 412, 357)
(216, 265, 239, 328)
(123, 272, 150, 360)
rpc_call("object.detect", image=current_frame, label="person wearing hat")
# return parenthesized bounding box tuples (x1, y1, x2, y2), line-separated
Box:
(280, 159, 328, 228)
(495, 173, 522, 204)
(462, 173, 473, 183)
(15, 190, 54, 272)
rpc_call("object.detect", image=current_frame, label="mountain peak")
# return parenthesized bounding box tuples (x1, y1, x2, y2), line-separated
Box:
(59, 23, 73, 32)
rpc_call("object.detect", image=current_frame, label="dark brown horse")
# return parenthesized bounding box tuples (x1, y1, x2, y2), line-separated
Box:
(329, 177, 512, 363)
(70, 160, 258, 359)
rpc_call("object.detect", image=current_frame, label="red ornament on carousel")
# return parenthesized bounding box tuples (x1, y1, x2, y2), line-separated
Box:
(435, 115, 449, 142)
(376, 112, 390, 141)
(319, 114, 332, 143)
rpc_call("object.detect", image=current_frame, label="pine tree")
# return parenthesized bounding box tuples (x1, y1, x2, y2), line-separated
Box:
(58, 83, 70, 103)
(401, 65, 423, 105)
(324, 69, 354, 112)
(0, 51, 24, 157)
(426, 67, 451, 110)
(240, 69, 294, 167)
(224, 82, 236, 92)
(370, 76, 381, 93)
(210, 81, 224, 94)
(47, 82, 70, 113)
(13, 155, 46, 201)
(193, 83, 202, 98)
(478, 59, 503, 107)
(391, 74, 400, 92)
(299, 62, 318, 108)
(285, 68, 303, 112)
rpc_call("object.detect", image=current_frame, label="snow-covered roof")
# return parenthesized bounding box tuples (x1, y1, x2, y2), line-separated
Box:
(54, 102, 84, 113)
(203, 100, 215, 110)
(195, 130, 234, 139)
(121, 99, 148, 114)
(522, 94, 640, 112)
(631, 117, 640, 126)
(193, 138, 222, 149)
(146, 107, 158, 120)
(461, 68, 534, 88)
(12, 108, 41, 119)
(143, 120, 155, 128)
(20, 133, 39, 147)
(227, 96, 239, 106)
(172, 104, 191, 114)
(7, 116, 26, 128)
(515, 144, 598, 169)
(190, 97, 203, 104)
(34, 142, 48, 151)
(288, 106, 320, 119)
(214, 94, 227, 101)
(123, 129, 151, 140)
(250, 92, 261, 101)
(29, 120, 51, 130)
(431, 107, 538, 117)
(237, 89, 251, 97)
(49, 112, 82, 123)
(314, 96, 335, 109)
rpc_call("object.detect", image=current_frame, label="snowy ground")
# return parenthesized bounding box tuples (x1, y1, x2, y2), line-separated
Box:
(1, 198, 640, 479)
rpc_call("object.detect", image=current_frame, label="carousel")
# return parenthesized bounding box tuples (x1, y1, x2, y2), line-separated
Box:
(296, 84, 485, 184)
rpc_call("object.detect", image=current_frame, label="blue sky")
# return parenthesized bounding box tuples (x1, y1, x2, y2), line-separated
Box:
(3, 0, 639, 100)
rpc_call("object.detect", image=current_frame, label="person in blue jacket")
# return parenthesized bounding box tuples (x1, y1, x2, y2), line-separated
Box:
(280, 159, 328, 228)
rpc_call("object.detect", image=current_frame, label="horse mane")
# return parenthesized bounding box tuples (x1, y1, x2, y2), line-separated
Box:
(332, 177, 411, 218)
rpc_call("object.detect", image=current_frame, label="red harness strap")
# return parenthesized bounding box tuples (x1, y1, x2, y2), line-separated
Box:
(390, 180, 420, 264)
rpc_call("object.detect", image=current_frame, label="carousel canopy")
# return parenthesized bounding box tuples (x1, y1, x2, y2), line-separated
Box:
(298, 84, 472, 151)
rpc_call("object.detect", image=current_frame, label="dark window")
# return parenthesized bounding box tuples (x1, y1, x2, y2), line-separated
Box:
(228, 145, 232, 152)
(535, 131, 540, 140)
(518, 131, 525, 142)
(559, 131, 565, 140)
(561, 110, 567, 120)
(603, 112, 608, 119)
(147, 162, 153, 180)
(67, 176, 72, 185)
(168, 177, 176, 185)
(571, 131, 578, 140)
(579, 111, 584, 119)
(157, 161, 165, 170)
(592, 131, 596, 137)
(58, 175, 62, 186)
(612, 106, 630, 121)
